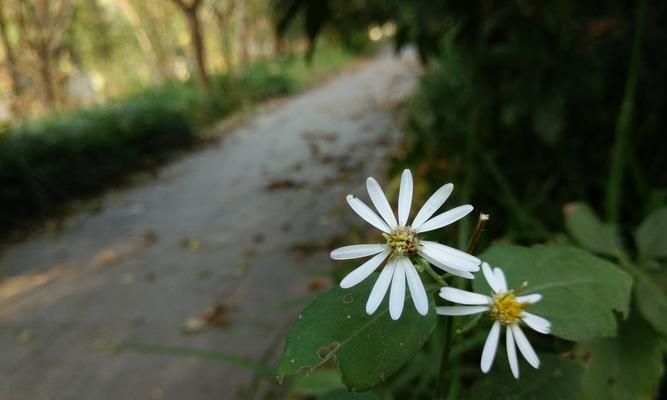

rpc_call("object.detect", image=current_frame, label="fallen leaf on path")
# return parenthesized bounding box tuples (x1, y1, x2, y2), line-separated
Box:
(265, 179, 306, 191)
(182, 304, 230, 334)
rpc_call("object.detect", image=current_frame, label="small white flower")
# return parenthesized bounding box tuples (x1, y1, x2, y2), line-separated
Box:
(437, 263, 551, 378)
(330, 169, 480, 320)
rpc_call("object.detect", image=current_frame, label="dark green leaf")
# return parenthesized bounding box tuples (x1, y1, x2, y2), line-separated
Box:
(276, 274, 437, 391)
(318, 389, 382, 400)
(576, 312, 665, 400)
(636, 207, 667, 259)
(564, 203, 619, 256)
(632, 268, 667, 337)
(478, 244, 632, 341)
(466, 353, 583, 400)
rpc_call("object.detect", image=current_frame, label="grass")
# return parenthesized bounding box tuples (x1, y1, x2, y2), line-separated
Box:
(0, 44, 354, 235)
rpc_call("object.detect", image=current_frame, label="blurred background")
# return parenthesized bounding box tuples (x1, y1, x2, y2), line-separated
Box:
(0, 0, 665, 399)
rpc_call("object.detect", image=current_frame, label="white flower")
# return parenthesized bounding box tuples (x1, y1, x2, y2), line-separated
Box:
(330, 169, 480, 320)
(437, 263, 551, 378)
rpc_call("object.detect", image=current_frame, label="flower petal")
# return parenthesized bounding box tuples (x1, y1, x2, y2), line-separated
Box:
(481, 321, 501, 373)
(436, 305, 488, 316)
(340, 250, 390, 288)
(516, 294, 542, 304)
(366, 177, 398, 228)
(365, 259, 396, 315)
(506, 326, 520, 379)
(415, 204, 473, 233)
(439, 287, 490, 305)
(398, 169, 413, 226)
(404, 258, 428, 316)
(389, 259, 406, 320)
(331, 244, 385, 260)
(521, 312, 551, 334)
(493, 267, 508, 292)
(482, 262, 502, 293)
(411, 183, 453, 230)
(420, 243, 480, 272)
(420, 241, 481, 264)
(347, 195, 391, 233)
(511, 324, 540, 369)
(420, 250, 475, 279)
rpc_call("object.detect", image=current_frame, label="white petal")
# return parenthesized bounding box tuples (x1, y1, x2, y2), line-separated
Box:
(521, 312, 551, 334)
(506, 326, 520, 379)
(397, 169, 413, 226)
(347, 195, 391, 233)
(365, 259, 396, 315)
(439, 287, 490, 305)
(493, 267, 508, 292)
(516, 294, 542, 304)
(330, 244, 385, 260)
(403, 258, 428, 316)
(340, 250, 390, 288)
(436, 306, 488, 316)
(389, 259, 406, 320)
(411, 183, 453, 230)
(482, 262, 502, 293)
(420, 250, 476, 279)
(511, 324, 540, 369)
(415, 205, 473, 233)
(481, 321, 501, 373)
(420, 241, 481, 264)
(420, 244, 480, 272)
(366, 177, 398, 228)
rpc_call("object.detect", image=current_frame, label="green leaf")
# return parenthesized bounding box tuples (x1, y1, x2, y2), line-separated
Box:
(466, 354, 583, 400)
(478, 244, 632, 341)
(318, 389, 382, 400)
(276, 274, 437, 391)
(564, 202, 619, 256)
(632, 268, 667, 337)
(289, 367, 346, 397)
(576, 312, 665, 400)
(636, 206, 667, 259)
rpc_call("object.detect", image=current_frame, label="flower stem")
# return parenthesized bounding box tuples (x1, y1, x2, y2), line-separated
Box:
(435, 213, 490, 399)
(424, 262, 446, 285)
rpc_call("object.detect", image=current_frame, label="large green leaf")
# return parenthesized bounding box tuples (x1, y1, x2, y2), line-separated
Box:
(564, 202, 619, 256)
(632, 268, 667, 337)
(636, 206, 667, 259)
(276, 274, 437, 392)
(576, 312, 665, 400)
(466, 353, 583, 400)
(478, 245, 632, 341)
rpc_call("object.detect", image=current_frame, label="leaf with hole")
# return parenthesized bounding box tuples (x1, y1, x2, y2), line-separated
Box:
(276, 273, 437, 391)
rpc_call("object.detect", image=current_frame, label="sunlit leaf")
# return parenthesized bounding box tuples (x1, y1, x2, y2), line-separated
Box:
(276, 274, 437, 391)
(636, 206, 667, 260)
(466, 354, 583, 400)
(478, 244, 632, 341)
(576, 312, 664, 400)
(564, 202, 619, 256)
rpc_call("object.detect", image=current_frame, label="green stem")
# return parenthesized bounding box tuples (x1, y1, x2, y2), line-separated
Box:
(605, 0, 647, 223)
(424, 262, 446, 285)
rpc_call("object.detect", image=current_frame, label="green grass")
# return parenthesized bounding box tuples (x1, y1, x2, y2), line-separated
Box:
(0, 44, 354, 234)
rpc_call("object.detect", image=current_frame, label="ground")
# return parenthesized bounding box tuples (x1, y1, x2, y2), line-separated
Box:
(0, 49, 418, 400)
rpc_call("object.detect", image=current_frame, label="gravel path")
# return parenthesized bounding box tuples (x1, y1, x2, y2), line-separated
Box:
(0, 49, 418, 400)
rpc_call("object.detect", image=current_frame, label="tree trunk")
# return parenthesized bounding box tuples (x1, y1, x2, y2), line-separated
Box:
(37, 40, 57, 111)
(0, 4, 24, 114)
(184, 7, 210, 91)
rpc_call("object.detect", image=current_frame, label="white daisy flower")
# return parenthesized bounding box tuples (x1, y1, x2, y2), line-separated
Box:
(437, 263, 551, 378)
(330, 169, 480, 320)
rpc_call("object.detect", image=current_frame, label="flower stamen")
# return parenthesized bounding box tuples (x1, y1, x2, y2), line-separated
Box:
(489, 292, 527, 326)
(384, 226, 419, 258)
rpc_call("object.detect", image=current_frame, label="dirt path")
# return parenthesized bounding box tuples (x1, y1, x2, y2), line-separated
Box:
(0, 50, 418, 400)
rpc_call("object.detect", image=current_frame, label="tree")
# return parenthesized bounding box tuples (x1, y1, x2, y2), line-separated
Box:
(0, 2, 24, 115)
(17, 0, 75, 111)
(170, 0, 210, 91)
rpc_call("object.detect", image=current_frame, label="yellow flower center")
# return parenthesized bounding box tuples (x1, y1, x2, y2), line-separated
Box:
(489, 292, 527, 325)
(384, 226, 419, 258)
